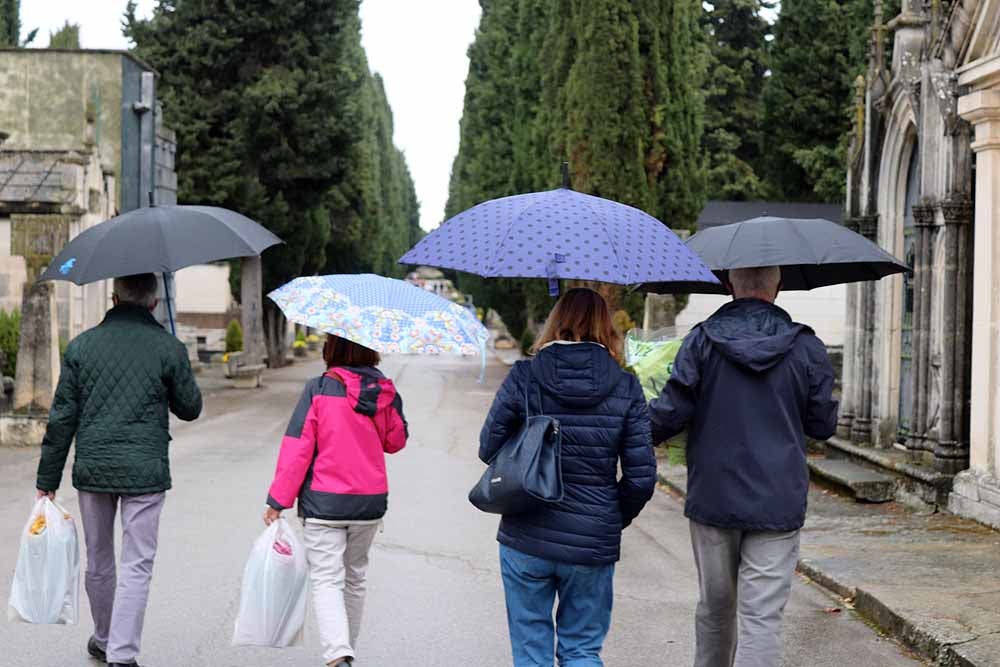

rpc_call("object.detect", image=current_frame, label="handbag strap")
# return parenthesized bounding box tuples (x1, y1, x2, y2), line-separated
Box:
(522, 371, 546, 420)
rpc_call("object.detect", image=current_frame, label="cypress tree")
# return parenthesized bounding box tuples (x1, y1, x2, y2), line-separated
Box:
(701, 0, 772, 201)
(649, 0, 707, 230)
(126, 0, 414, 362)
(558, 0, 650, 210)
(0, 0, 18, 47)
(446, 0, 544, 339)
(448, 0, 708, 331)
(762, 0, 854, 202)
(48, 21, 81, 49)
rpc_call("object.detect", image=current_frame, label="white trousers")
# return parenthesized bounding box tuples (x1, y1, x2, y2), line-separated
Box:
(302, 522, 380, 664)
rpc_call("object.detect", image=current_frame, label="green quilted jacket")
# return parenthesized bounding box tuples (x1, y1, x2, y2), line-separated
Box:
(36, 304, 203, 494)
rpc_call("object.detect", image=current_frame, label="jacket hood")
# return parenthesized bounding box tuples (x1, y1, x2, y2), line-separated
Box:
(326, 366, 396, 417)
(530, 342, 623, 408)
(701, 299, 809, 373)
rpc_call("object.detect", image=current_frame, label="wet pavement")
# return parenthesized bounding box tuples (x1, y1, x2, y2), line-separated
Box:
(0, 354, 925, 666)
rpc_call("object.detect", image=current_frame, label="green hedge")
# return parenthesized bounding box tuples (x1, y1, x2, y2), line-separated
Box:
(225, 319, 243, 353)
(0, 310, 20, 377)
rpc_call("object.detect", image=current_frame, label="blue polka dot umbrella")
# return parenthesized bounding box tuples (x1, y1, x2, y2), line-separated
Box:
(268, 274, 488, 359)
(399, 177, 720, 295)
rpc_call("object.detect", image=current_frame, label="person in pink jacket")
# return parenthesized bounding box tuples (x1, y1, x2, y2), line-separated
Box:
(264, 334, 408, 667)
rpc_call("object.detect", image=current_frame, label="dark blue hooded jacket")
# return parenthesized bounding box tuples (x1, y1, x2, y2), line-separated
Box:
(649, 299, 838, 532)
(479, 342, 656, 565)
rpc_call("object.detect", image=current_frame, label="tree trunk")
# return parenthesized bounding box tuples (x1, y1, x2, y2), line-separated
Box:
(264, 301, 288, 368)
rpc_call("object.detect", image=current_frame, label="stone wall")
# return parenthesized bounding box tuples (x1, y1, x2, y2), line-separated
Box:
(0, 50, 125, 178)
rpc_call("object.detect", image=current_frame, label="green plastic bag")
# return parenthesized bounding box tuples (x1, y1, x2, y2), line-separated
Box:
(625, 328, 689, 401)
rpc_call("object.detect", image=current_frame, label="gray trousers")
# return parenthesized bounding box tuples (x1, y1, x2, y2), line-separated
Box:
(689, 521, 800, 667)
(78, 491, 165, 664)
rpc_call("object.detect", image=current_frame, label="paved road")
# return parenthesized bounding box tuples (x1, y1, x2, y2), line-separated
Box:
(0, 354, 924, 666)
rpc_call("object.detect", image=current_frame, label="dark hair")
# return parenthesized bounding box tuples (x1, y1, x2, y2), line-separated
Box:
(323, 334, 381, 368)
(113, 273, 159, 308)
(533, 287, 623, 362)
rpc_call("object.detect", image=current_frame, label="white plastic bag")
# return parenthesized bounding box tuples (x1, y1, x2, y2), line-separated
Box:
(232, 518, 308, 647)
(7, 497, 80, 624)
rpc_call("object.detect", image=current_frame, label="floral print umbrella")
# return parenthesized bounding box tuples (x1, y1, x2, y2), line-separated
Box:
(268, 274, 488, 357)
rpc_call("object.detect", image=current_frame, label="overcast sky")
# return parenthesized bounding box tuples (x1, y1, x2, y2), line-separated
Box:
(21, 0, 482, 231)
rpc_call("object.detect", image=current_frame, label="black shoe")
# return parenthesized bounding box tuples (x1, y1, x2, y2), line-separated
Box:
(107, 662, 141, 667)
(87, 637, 106, 662)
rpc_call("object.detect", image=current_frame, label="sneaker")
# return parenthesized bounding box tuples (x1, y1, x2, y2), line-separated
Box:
(107, 662, 141, 667)
(87, 637, 106, 662)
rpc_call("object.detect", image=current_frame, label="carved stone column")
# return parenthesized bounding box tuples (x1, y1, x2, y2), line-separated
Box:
(936, 198, 973, 472)
(910, 203, 935, 452)
(852, 214, 879, 444)
(838, 218, 861, 438)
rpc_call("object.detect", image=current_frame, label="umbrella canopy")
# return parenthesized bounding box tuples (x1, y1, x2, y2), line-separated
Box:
(647, 216, 911, 294)
(268, 274, 489, 357)
(399, 187, 720, 294)
(37, 205, 282, 285)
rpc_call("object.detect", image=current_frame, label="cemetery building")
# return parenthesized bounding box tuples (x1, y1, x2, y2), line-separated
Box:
(839, 0, 1000, 527)
(0, 48, 178, 340)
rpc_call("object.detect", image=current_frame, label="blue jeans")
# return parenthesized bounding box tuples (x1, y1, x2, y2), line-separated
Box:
(499, 544, 615, 667)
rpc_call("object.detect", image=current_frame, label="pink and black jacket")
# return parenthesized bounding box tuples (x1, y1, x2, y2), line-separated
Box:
(267, 366, 408, 521)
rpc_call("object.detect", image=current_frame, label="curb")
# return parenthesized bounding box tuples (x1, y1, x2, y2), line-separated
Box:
(655, 468, 979, 666)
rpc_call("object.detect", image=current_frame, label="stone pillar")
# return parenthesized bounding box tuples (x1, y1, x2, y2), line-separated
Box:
(851, 215, 879, 444)
(910, 203, 935, 452)
(950, 90, 1000, 526)
(838, 218, 860, 439)
(936, 199, 973, 472)
(241, 256, 266, 366)
(642, 293, 677, 332)
(13, 283, 60, 413)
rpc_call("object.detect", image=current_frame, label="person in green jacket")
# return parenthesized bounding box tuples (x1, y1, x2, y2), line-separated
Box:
(35, 273, 202, 667)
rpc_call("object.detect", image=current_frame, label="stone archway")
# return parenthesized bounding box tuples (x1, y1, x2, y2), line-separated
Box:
(871, 93, 918, 447)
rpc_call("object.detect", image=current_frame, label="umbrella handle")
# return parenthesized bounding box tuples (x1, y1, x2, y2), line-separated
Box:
(163, 272, 176, 335)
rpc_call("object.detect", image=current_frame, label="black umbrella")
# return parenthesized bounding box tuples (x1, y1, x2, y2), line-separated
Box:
(37, 203, 283, 332)
(647, 216, 910, 294)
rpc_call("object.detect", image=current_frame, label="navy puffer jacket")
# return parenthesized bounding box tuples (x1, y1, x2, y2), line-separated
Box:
(479, 342, 656, 566)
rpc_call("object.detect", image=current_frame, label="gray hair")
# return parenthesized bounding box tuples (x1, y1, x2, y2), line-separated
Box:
(113, 273, 159, 308)
(729, 266, 781, 298)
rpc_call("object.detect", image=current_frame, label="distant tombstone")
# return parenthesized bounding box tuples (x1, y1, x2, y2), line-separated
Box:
(642, 293, 677, 332)
(13, 282, 60, 414)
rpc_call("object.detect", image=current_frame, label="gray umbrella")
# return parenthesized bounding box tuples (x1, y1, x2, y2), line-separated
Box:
(37, 205, 282, 285)
(647, 216, 911, 294)
(37, 204, 282, 334)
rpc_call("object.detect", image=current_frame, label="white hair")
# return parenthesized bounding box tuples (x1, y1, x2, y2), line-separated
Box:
(729, 266, 781, 298)
(113, 273, 159, 308)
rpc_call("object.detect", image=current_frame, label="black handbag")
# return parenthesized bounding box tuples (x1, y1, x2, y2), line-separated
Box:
(469, 379, 564, 515)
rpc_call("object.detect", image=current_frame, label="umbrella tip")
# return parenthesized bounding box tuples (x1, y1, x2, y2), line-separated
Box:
(561, 162, 570, 189)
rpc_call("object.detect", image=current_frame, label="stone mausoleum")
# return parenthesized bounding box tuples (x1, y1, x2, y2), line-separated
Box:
(839, 0, 1000, 527)
(0, 49, 178, 415)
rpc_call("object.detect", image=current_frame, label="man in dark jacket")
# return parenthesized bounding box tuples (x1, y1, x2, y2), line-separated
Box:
(35, 273, 202, 667)
(649, 266, 838, 667)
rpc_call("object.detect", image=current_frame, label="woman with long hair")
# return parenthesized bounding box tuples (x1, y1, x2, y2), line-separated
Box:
(264, 335, 408, 666)
(479, 288, 656, 666)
